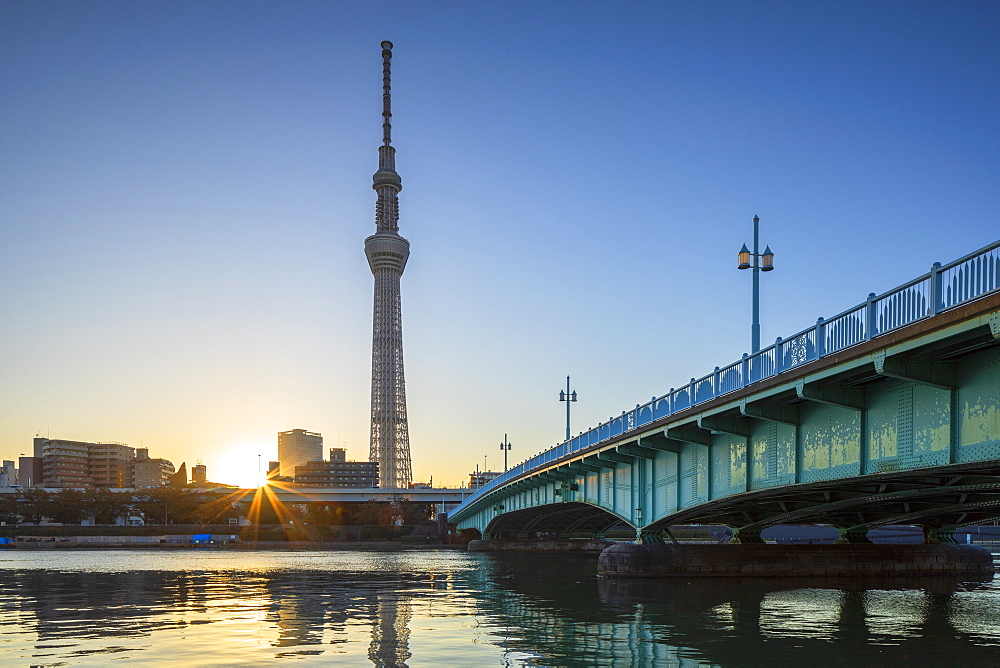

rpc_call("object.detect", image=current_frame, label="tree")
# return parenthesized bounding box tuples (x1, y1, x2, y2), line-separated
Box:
(0, 493, 20, 525)
(349, 500, 385, 526)
(45, 489, 88, 524)
(187, 492, 239, 524)
(81, 489, 134, 525)
(398, 500, 434, 525)
(18, 489, 53, 525)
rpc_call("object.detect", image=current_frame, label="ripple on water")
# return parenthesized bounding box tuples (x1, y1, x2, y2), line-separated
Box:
(0, 549, 999, 666)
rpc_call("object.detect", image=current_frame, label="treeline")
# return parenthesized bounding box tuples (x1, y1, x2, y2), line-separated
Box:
(0, 488, 436, 527)
(0, 488, 238, 526)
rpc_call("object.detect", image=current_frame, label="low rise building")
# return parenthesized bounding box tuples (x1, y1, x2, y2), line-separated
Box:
(294, 459, 379, 488)
(17, 456, 42, 488)
(133, 448, 176, 487)
(468, 470, 502, 490)
(0, 460, 15, 487)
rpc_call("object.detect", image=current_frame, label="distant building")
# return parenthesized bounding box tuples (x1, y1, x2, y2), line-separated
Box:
(294, 459, 379, 488)
(18, 456, 42, 488)
(133, 448, 176, 487)
(468, 470, 502, 490)
(267, 461, 281, 479)
(278, 429, 323, 477)
(0, 461, 15, 487)
(170, 462, 187, 487)
(35, 438, 91, 488)
(192, 463, 207, 483)
(87, 442, 135, 488)
(329, 447, 346, 462)
(32, 438, 138, 488)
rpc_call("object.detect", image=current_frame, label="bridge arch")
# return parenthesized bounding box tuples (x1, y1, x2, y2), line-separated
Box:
(484, 502, 634, 540)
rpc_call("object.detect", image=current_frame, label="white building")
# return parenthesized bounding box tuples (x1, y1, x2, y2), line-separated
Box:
(278, 429, 323, 477)
(0, 460, 15, 487)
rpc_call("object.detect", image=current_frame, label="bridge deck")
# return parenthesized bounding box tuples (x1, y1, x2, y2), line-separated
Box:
(450, 240, 1000, 543)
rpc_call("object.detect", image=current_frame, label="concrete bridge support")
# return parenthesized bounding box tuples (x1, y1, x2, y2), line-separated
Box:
(597, 543, 994, 578)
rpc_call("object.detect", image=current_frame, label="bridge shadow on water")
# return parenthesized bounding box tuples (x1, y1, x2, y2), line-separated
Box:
(469, 551, 1000, 667)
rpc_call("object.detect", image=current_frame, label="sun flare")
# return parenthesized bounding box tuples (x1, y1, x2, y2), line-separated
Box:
(210, 446, 273, 488)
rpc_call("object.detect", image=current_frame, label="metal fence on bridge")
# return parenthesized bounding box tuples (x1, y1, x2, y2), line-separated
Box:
(453, 240, 1000, 514)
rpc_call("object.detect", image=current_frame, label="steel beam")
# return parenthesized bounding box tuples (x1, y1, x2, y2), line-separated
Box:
(566, 461, 604, 475)
(873, 351, 956, 389)
(739, 398, 800, 425)
(795, 379, 865, 410)
(666, 425, 712, 447)
(597, 449, 633, 465)
(617, 444, 660, 459)
(637, 432, 682, 453)
(698, 415, 751, 437)
(583, 455, 619, 469)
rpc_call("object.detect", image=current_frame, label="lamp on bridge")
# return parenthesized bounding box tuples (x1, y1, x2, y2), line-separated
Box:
(559, 376, 578, 442)
(737, 215, 776, 353)
(499, 434, 512, 471)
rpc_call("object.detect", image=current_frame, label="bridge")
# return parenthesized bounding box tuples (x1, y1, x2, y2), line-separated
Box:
(449, 241, 1000, 546)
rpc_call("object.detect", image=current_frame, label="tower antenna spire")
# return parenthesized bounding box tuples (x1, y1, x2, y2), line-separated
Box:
(381, 40, 393, 148)
(365, 40, 412, 489)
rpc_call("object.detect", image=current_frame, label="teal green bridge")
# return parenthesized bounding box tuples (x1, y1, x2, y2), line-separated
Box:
(449, 241, 1000, 544)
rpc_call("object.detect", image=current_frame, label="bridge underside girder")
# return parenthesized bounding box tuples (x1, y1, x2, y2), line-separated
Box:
(483, 502, 631, 540)
(648, 460, 1000, 535)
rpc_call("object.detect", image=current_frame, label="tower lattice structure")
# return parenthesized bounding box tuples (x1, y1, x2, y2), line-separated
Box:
(364, 41, 412, 489)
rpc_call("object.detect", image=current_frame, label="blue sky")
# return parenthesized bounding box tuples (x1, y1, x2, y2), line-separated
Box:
(0, 1, 996, 487)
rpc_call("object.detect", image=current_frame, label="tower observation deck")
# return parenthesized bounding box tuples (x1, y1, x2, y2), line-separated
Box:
(364, 41, 412, 489)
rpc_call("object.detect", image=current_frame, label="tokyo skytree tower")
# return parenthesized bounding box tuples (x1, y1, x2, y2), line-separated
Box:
(364, 41, 412, 489)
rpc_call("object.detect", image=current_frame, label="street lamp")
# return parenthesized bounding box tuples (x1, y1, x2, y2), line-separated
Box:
(558, 376, 578, 441)
(499, 434, 512, 471)
(737, 214, 775, 353)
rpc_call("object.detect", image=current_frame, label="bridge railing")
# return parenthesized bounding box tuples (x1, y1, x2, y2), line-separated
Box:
(451, 240, 1000, 517)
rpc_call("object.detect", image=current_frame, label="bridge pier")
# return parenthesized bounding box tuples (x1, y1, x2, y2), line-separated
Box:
(598, 543, 994, 578)
(729, 526, 765, 544)
(924, 526, 959, 544)
(468, 538, 615, 553)
(834, 526, 873, 544)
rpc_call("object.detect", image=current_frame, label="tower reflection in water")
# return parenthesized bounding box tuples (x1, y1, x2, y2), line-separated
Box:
(0, 551, 998, 666)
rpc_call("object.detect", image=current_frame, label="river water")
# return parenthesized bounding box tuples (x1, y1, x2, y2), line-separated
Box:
(1, 548, 999, 666)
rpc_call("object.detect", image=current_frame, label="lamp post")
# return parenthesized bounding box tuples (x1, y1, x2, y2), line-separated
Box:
(558, 376, 578, 441)
(737, 214, 775, 353)
(499, 434, 512, 471)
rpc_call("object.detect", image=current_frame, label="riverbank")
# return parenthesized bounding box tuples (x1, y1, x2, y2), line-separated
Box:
(3, 540, 465, 550)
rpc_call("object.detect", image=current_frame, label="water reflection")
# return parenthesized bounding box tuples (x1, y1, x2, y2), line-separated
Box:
(0, 550, 998, 666)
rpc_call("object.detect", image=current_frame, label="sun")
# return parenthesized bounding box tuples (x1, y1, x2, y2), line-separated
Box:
(210, 447, 273, 488)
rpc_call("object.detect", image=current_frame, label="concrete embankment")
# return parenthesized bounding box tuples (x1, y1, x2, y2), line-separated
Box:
(5, 538, 465, 551)
(468, 539, 615, 553)
(597, 543, 995, 578)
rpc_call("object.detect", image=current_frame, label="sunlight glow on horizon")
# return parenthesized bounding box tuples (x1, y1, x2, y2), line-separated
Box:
(0, 3, 995, 488)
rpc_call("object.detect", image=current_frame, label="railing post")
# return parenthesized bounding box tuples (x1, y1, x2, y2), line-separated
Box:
(689, 378, 696, 405)
(864, 292, 876, 341)
(712, 367, 720, 398)
(741, 353, 749, 388)
(668, 388, 674, 415)
(928, 262, 942, 316)
(815, 317, 825, 358)
(774, 337, 783, 373)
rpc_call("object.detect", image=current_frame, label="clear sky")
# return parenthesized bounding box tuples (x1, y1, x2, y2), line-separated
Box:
(1, 1, 996, 488)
